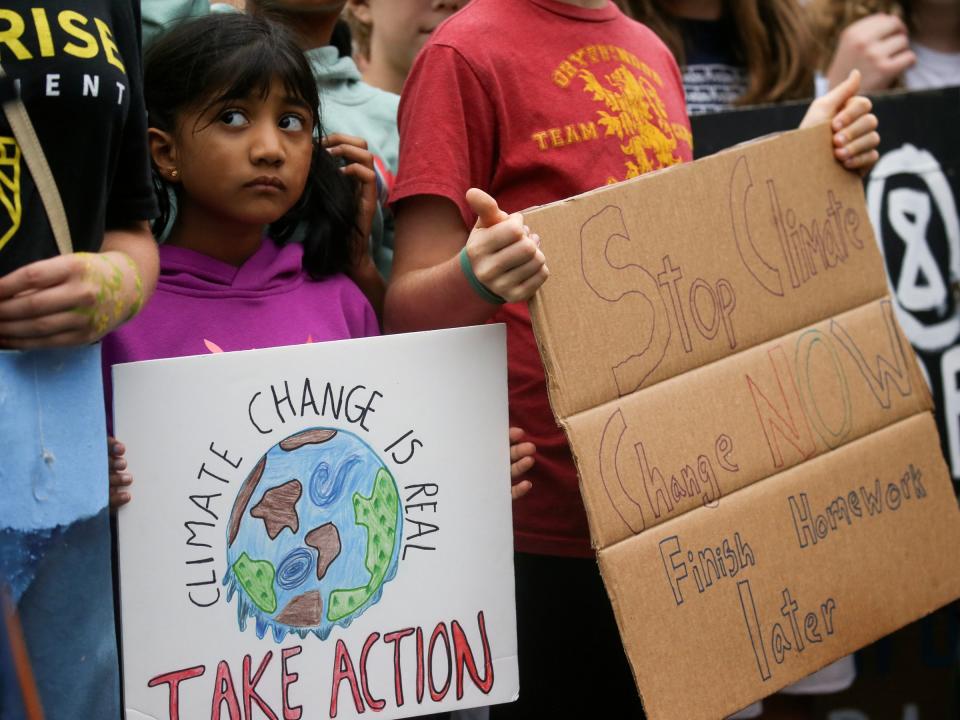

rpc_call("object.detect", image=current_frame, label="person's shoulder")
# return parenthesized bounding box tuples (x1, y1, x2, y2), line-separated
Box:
(320, 78, 397, 149)
(428, 0, 503, 52)
(615, 12, 673, 52)
(411, 0, 517, 79)
(314, 53, 399, 109)
(614, 12, 683, 71)
(356, 81, 400, 114)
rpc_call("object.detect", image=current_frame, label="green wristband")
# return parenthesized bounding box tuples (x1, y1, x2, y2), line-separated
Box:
(459, 247, 506, 305)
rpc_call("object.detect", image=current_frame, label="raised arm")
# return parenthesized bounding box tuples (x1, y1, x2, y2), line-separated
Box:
(384, 192, 547, 333)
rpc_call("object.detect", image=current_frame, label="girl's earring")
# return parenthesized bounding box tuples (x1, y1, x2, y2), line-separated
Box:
(170, 169, 179, 179)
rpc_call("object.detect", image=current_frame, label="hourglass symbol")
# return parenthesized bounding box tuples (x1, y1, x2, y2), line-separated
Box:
(0, 136, 22, 254)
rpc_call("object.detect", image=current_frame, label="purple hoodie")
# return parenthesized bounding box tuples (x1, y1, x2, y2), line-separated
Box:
(102, 240, 378, 404)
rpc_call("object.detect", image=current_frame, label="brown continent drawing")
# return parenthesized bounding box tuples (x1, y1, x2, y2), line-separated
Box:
(305, 523, 341, 580)
(276, 590, 322, 627)
(228, 456, 266, 547)
(280, 429, 337, 452)
(250, 479, 302, 539)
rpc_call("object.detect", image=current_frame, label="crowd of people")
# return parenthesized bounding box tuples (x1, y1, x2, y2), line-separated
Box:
(0, 0, 957, 718)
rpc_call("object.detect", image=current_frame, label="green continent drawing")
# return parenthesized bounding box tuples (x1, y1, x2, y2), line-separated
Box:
(328, 468, 400, 621)
(233, 552, 278, 613)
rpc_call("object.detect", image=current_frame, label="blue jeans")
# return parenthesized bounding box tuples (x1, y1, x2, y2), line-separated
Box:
(17, 509, 120, 720)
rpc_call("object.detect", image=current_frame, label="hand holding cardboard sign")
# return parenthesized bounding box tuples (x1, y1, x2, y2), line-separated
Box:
(108, 437, 133, 509)
(509, 426, 535, 500)
(801, 70, 880, 174)
(463, 188, 549, 303)
(524, 126, 960, 720)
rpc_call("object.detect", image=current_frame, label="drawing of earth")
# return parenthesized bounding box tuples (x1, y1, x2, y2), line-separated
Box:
(223, 427, 402, 642)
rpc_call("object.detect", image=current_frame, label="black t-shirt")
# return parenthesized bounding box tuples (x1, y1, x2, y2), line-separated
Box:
(677, 17, 749, 116)
(0, 0, 157, 277)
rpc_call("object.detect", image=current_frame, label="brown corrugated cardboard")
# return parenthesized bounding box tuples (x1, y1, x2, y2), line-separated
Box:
(566, 298, 931, 549)
(525, 125, 960, 719)
(528, 126, 890, 420)
(600, 414, 956, 720)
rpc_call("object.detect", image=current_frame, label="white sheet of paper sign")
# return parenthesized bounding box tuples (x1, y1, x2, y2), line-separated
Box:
(114, 325, 518, 720)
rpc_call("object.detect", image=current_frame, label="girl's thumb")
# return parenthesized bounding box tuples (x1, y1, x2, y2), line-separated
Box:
(467, 188, 508, 229)
(824, 69, 862, 113)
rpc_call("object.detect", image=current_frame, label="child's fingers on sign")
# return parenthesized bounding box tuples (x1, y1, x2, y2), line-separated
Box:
(801, 70, 880, 176)
(109, 437, 132, 508)
(466, 187, 509, 229)
(509, 426, 536, 502)
(464, 189, 549, 303)
(511, 479, 533, 501)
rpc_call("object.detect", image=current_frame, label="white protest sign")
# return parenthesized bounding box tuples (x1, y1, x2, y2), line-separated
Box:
(114, 325, 518, 720)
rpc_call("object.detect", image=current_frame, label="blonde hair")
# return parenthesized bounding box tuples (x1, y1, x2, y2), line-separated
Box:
(622, 0, 816, 105)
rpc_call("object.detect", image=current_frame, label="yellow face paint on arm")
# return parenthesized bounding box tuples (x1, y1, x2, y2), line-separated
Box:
(72, 251, 144, 338)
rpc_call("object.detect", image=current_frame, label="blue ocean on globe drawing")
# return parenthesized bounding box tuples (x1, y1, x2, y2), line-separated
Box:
(224, 427, 403, 642)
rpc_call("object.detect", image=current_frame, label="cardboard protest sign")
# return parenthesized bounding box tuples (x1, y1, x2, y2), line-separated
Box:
(525, 125, 960, 720)
(113, 326, 518, 720)
(692, 87, 960, 494)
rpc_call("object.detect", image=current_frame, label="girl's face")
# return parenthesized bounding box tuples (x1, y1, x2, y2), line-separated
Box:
(160, 80, 315, 226)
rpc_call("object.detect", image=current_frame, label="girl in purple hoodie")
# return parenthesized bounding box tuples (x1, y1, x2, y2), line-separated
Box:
(103, 13, 381, 375)
(104, 13, 537, 506)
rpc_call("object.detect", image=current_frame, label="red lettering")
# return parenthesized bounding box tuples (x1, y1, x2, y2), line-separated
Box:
(415, 628, 425, 704)
(147, 665, 206, 720)
(384, 628, 415, 706)
(746, 346, 816, 469)
(330, 639, 364, 717)
(453, 612, 495, 699)
(281, 646, 303, 720)
(211, 660, 241, 720)
(243, 652, 278, 720)
(359, 632, 386, 711)
(428, 623, 452, 702)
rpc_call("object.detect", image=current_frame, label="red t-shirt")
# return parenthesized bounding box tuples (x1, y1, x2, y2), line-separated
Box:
(392, 0, 693, 557)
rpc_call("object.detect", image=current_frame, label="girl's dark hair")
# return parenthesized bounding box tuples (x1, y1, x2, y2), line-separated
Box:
(330, 19, 354, 59)
(623, 0, 816, 105)
(144, 13, 358, 279)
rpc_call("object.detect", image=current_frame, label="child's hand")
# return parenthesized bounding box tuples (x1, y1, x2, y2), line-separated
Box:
(801, 70, 880, 175)
(323, 132, 385, 318)
(108, 437, 132, 509)
(463, 189, 548, 303)
(825, 14, 914, 92)
(510, 426, 535, 501)
(323, 133, 379, 259)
